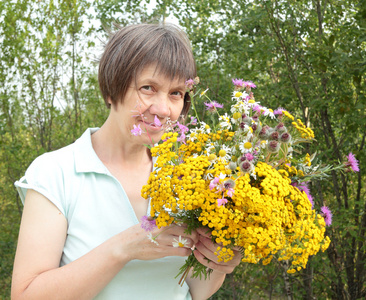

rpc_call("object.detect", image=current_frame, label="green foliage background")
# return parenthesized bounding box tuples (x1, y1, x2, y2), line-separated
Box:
(0, 0, 365, 299)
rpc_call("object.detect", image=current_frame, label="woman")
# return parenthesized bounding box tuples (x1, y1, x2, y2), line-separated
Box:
(12, 23, 241, 300)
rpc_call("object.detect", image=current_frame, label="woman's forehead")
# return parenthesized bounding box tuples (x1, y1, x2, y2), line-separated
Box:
(135, 64, 187, 87)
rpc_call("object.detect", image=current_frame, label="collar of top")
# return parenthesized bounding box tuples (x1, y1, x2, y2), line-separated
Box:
(73, 128, 109, 174)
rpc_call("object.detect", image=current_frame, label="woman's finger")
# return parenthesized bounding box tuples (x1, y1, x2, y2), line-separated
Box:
(196, 227, 212, 238)
(194, 237, 218, 262)
(192, 248, 234, 274)
(159, 224, 199, 244)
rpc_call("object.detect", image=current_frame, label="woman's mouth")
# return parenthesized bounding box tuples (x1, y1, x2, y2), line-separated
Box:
(139, 120, 164, 131)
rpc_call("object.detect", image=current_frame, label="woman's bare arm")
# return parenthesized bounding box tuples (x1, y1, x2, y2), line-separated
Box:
(12, 189, 197, 300)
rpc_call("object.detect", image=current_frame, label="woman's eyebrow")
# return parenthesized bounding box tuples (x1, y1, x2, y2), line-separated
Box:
(139, 79, 186, 91)
(138, 78, 160, 86)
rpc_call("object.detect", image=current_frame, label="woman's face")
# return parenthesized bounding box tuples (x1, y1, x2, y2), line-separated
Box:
(109, 64, 187, 145)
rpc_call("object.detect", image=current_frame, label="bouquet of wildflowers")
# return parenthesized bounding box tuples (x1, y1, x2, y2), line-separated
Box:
(139, 78, 359, 283)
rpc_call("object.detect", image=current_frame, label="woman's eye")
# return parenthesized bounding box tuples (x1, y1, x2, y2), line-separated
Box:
(171, 91, 183, 97)
(141, 85, 153, 91)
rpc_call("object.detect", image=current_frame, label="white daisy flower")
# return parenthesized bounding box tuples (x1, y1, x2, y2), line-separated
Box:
(262, 108, 275, 119)
(147, 233, 159, 245)
(188, 131, 198, 142)
(218, 144, 232, 162)
(239, 140, 254, 153)
(232, 90, 249, 101)
(231, 100, 250, 115)
(250, 170, 257, 180)
(172, 236, 189, 248)
(199, 121, 211, 134)
(200, 88, 209, 97)
(219, 113, 232, 130)
(205, 144, 216, 156)
(204, 172, 214, 180)
(260, 140, 268, 149)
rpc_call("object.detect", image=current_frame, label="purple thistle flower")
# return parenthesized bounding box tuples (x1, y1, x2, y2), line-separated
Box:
(140, 215, 157, 232)
(244, 81, 256, 89)
(131, 124, 143, 136)
(274, 107, 285, 115)
(252, 104, 262, 114)
(204, 101, 224, 112)
(292, 182, 314, 208)
(232, 78, 244, 88)
(320, 206, 332, 226)
(346, 152, 359, 172)
(185, 78, 195, 90)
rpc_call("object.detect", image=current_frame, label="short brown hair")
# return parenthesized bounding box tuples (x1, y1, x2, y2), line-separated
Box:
(98, 23, 196, 117)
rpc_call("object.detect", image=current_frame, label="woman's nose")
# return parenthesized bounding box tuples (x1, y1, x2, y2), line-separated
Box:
(149, 94, 170, 118)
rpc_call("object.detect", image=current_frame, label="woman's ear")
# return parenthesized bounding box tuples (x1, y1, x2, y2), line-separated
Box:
(106, 97, 112, 109)
(179, 93, 191, 122)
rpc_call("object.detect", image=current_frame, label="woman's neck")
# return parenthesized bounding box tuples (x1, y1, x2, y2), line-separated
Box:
(91, 121, 152, 170)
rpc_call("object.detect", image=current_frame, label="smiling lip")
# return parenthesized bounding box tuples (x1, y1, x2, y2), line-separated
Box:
(139, 120, 164, 131)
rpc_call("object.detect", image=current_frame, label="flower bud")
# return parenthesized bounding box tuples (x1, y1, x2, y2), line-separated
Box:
(242, 115, 252, 125)
(223, 179, 235, 189)
(267, 127, 275, 135)
(270, 131, 279, 141)
(280, 132, 292, 143)
(276, 122, 287, 133)
(267, 140, 280, 153)
(240, 161, 254, 173)
(258, 126, 270, 140)
(252, 114, 259, 122)
(228, 162, 237, 171)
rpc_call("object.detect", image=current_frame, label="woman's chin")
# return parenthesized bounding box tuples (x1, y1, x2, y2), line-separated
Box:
(138, 131, 164, 145)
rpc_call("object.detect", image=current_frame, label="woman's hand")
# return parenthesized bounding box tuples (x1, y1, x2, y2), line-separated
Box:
(192, 227, 242, 274)
(116, 223, 199, 262)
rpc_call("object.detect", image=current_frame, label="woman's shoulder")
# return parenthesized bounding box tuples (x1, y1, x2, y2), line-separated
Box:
(27, 128, 98, 175)
(28, 143, 76, 175)
(15, 142, 78, 210)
